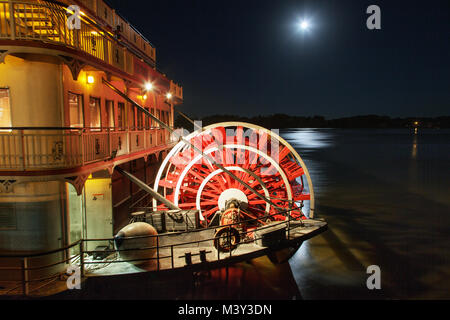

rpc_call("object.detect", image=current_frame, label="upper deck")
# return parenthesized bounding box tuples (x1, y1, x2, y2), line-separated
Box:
(0, 0, 184, 181)
(0, 0, 183, 100)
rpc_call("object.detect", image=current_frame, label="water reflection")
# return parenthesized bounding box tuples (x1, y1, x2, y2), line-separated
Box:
(411, 134, 418, 159)
(282, 129, 334, 151)
(285, 128, 450, 299)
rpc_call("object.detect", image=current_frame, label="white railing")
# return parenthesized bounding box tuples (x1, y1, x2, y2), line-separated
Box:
(0, 127, 171, 170)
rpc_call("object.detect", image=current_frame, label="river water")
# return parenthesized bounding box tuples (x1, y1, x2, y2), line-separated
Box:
(285, 128, 450, 299)
(183, 128, 450, 300)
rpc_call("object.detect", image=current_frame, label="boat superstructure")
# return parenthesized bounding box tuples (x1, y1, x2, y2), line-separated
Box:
(0, 0, 327, 298)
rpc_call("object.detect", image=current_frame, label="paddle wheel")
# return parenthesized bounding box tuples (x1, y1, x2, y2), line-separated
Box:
(152, 122, 314, 226)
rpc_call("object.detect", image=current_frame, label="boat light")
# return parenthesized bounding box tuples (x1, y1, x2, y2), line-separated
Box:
(145, 82, 153, 91)
(87, 75, 95, 84)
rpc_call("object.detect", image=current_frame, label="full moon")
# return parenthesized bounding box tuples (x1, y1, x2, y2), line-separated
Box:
(300, 20, 309, 30)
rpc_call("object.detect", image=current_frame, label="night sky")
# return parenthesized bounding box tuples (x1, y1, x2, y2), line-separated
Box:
(106, 0, 449, 119)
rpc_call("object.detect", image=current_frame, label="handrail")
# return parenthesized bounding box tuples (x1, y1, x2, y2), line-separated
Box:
(0, 126, 173, 170)
(0, 126, 170, 131)
(0, 207, 315, 296)
(83, 207, 299, 242)
(0, 0, 155, 72)
(0, 239, 81, 258)
(0, 207, 300, 258)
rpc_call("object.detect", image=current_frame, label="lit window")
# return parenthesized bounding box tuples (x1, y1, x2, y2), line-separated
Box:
(68, 92, 84, 128)
(156, 109, 161, 128)
(118, 102, 126, 130)
(131, 107, 136, 130)
(0, 88, 11, 131)
(137, 109, 143, 130)
(150, 108, 155, 128)
(106, 100, 115, 130)
(145, 108, 150, 129)
(89, 97, 101, 131)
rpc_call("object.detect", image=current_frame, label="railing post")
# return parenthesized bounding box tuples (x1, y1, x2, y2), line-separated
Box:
(103, 37, 108, 63)
(107, 128, 111, 157)
(287, 213, 290, 240)
(80, 130, 85, 165)
(21, 257, 29, 296)
(217, 235, 220, 261)
(127, 130, 130, 154)
(8, 0, 16, 40)
(79, 240, 84, 277)
(144, 130, 147, 149)
(156, 236, 160, 271)
(19, 129, 25, 170)
(170, 245, 174, 269)
(228, 226, 232, 258)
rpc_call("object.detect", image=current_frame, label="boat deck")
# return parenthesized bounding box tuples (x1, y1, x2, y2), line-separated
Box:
(86, 219, 327, 277)
(0, 219, 327, 297)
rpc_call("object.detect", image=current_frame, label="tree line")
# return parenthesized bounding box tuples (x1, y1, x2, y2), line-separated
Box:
(175, 113, 450, 130)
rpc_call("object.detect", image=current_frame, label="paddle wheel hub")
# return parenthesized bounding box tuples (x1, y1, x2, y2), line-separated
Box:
(218, 188, 248, 211)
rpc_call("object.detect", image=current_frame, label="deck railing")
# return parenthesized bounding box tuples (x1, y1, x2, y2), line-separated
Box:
(0, 0, 155, 72)
(0, 127, 173, 170)
(0, 208, 312, 296)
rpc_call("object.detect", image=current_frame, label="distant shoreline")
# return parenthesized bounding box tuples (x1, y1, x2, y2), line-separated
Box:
(175, 114, 450, 129)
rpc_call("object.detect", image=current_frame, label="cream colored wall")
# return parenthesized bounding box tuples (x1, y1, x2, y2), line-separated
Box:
(84, 177, 113, 250)
(0, 180, 64, 252)
(0, 55, 63, 127)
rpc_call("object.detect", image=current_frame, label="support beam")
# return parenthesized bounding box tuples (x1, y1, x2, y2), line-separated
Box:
(115, 166, 180, 211)
(174, 109, 202, 131)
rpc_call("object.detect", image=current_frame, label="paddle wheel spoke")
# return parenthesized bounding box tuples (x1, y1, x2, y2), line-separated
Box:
(153, 122, 314, 223)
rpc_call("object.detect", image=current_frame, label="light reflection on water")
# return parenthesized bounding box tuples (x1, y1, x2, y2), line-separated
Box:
(283, 128, 334, 151)
(283, 128, 450, 299)
(283, 128, 335, 204)
(124, 128, 448, 300)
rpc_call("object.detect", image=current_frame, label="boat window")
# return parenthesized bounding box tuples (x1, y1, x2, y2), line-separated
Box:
(151, 108, 155, 128)
(68, 92, 84, 129)
(145, 107, 150, 129)
(156, 109, 161, 128)
(0, 88, 11, 131)
(131, 106, 136, 130)
(118, 102, 126, 130)
(89, 97, 101, 131)
(137, 108, 143, 130)
(106, 100, 115, 130)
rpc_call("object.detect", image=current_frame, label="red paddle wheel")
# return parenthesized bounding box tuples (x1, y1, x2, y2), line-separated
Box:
(153, 122, 314, 225)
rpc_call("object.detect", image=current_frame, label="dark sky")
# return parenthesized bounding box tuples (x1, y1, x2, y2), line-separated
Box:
(106, 0, 449, 119)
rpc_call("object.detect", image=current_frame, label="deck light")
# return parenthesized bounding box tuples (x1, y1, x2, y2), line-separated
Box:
(166, 92, 172, 99)
(87, 75, 95, 84)
(145, 82, 153, 91)
(143, 94, 147, 100)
